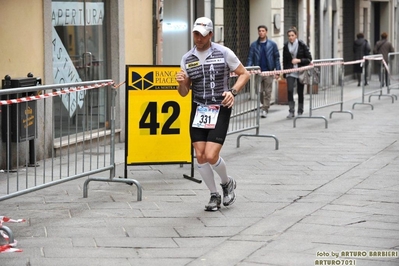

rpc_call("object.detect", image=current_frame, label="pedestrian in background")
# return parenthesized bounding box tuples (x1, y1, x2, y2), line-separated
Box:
(353, 32, 371, 86)
(176, 17, 250, 211)
(373, 32, 394, 86)
(282, 27, 312, 118)
(247, 25, 281, 118)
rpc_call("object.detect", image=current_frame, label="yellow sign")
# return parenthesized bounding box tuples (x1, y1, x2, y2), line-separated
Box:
(126, 65, 192, 164)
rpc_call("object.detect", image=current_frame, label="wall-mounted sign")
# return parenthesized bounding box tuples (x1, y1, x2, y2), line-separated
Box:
(51, 2, 104, 26)
(51, 27, 84, 117)
(163, 22, 188, 31)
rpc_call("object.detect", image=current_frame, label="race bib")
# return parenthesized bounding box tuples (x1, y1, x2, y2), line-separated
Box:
(192, 105, 220, 129)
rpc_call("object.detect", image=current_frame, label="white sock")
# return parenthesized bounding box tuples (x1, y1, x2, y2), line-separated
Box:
(211, 157, 230, 184)
(197, 162, 217, 193)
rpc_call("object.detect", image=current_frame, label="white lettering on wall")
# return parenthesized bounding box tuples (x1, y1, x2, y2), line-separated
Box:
(52, 2, 104, 26)
(52, 27, 85, 117)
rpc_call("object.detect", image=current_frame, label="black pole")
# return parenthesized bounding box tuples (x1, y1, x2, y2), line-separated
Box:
(28, 139, 36, 167)
(183, 145, 201, 183)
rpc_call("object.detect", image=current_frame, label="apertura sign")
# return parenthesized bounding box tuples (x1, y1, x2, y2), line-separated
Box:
(51, 2, 104, 26)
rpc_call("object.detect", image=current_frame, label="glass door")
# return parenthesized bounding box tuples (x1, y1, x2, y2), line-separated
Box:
(52, 0, 107, 138)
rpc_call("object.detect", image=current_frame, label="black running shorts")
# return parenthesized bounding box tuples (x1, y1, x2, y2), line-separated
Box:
(189, 102, 232, 145)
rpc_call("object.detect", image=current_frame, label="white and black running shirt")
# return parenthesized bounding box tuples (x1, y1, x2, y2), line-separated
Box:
(180, 42, 241, 106)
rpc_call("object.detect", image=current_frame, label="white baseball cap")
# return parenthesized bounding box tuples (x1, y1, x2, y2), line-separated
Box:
(192, 17, 213, 36)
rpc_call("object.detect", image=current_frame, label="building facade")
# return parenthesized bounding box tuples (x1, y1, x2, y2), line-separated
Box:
(0, 0, 397, 167)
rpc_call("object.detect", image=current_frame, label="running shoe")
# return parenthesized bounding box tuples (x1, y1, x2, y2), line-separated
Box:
(204, 193, 221, 211)
(221, 177, 237, 206)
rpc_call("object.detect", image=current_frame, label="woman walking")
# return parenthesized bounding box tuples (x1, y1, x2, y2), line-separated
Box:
(282, 27, 312, 118)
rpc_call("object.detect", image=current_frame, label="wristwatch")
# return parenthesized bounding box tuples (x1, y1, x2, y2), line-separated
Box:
(229, 88, 238, 97)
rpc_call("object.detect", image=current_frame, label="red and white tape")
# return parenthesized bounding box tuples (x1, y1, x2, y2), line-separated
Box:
(0, 216, 26, 254)
(343, 59, 365, 65)
(0, 216, 26, 225)
(232, 58, 390, 77)
(0, 244, 22, 253)
(365, 57, 389, 74)
(259, 65, 314, 77)
(342, 57, 389, 74)
(0, 81, 114, 107)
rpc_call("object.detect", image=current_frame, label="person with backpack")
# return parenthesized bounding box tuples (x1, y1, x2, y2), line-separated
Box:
(353, 32, 371, 86)
(373, 32, 394, 86)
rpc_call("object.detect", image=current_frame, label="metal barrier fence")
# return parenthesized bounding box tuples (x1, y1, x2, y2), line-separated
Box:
(352, 54, 395, 109)
(1, 56, 393, 198)
(388, 52, 399, 98)
(292, 58, 353, 128)
(0, 80, 142, 202)
(0, 224, 14, 246)
(228, 66, 279, 150)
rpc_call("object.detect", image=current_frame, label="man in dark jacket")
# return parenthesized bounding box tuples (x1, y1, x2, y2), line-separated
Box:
(374, 32, 394, 86)
(353, 32, 371, 86)
(247, 25, 281, 118)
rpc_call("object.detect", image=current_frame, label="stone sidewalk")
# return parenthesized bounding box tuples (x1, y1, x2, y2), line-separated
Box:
(1, 82, 398, 266)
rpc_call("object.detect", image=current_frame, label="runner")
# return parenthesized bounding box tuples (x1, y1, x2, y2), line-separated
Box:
(176, 17, 250, 211)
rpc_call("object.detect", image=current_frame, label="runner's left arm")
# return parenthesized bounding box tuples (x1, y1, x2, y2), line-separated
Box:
(231, 64, 250, 92)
